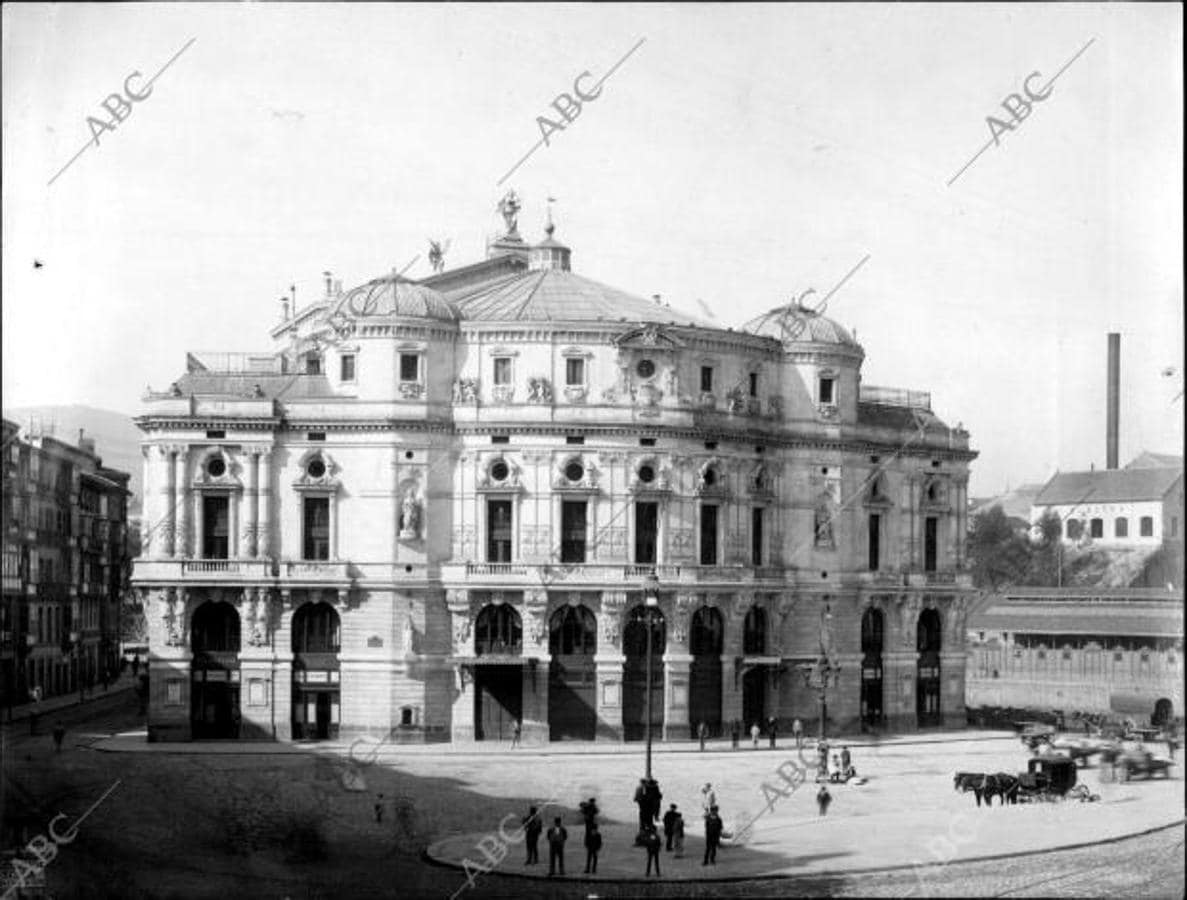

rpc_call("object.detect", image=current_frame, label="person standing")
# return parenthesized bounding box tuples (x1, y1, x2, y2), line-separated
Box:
(510, 720, 521, 749)
(131, 654, 140, 678)
(644, 778, 662, 827)
(751, 722, 760, 749)
(698, 720, 708, 751)
(793, 717, 804, 749)
(700, 783, 716, 818)
(634, 779, 649, 834)
(523, 806, 543, 865)
(841, 745, 852, 776)
(644, 824, 662, 877)
(767, 716, 777, 749)
(703, 805, 723, 865)
(546, 816, 567, 876)
(731, 720, 740, 750)
(816, 785, 832, 816)
(673, 809, 685, 858)
(583, 823, 602, 874)
(662, 803, 679, 851)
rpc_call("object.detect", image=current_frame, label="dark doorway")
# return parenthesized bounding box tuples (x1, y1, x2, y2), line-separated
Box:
(924, 517, 938, 572)
(742, 667, 766, 732)
(190, 601, 240, 739)
(487, 500, 513, 563)
(202, 496, 230, 559)
(623, 604, 665, 741)
(1153, 698, 1173, 727)
(292, 602, 341, 741)
(916, 607, 942, 727)
(635, 502, 658, 564)
(548, 605, 597, 740)
(561, 501, 587, 563)
(475, 665, 522, 741)
(689, 606, 723, 738)
(861, 607, 884, 726)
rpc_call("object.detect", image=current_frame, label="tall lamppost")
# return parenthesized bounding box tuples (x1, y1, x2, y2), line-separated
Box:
(641, 569, 661, 780)
(799, 600, 842, 741)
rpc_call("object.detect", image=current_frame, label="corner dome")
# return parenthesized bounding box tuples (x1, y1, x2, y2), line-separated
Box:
(332, 275, 458, 322)
(741, 304, 862, 349)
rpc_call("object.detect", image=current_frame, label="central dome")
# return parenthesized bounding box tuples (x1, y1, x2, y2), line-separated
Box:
(741, 304, 861, 349)
(333, 276, 458, 322)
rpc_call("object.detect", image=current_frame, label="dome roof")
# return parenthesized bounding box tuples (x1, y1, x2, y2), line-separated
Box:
(332, 276, 458, 322)
(741, 304, 862, 349)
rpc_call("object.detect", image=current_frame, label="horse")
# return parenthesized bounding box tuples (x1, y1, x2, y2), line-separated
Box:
(983, 772, 1020, 806)
(954, 772, 988, 807)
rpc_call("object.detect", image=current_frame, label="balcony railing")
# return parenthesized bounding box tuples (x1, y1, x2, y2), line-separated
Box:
(182, 560, 241, 574)
(466, 562, 529, 576)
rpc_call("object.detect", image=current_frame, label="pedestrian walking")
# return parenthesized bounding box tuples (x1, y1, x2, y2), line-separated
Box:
(583, 823, 602, 874)
(523, 805, 543, 865)
(374, 794, 385, 823)
(673, 810, 685, 858)
(698, 720, 708, 751)
(793, 717, 803, 749)
(52, 723, 66, 753)
(768, 715, 777, 749)
(700, 782, 716, 817)
(662, 804, 679, 851)
(750, 722, 760, 749)
(131, 653, 140, 677)
(730, 719, 740, 749)
(841, 745, 852, 776)
(644, 824, 662, 877)
(510, 719, 521, 748)
(703, 805, 723, 865)
(816, 785, 832, 816)
(546, 816, 567, 876)
(633, 779, 649, 832)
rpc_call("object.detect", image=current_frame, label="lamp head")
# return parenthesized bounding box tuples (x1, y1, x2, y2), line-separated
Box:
(642, 568, 661, 606)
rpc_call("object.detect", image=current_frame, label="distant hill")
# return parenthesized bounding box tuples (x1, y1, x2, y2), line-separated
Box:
(4, 405, 143, 512)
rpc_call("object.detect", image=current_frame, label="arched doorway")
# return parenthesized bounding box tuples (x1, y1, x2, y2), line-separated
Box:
(548, 605, 597, 740)
(1153, 698, 1173, 727)
(623, 604, 665, 741)
(191, 601, 241, 739)
(861, 607, 885, 727)
(473, 604, 522, 741)
(689, 606, 723, 738)
(916, 607, 942, 727)
(742, 606, 767, 730)
(292, 602, 341, 741)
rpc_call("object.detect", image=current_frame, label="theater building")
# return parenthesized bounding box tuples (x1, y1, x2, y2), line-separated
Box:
(133, 198, 977, 743)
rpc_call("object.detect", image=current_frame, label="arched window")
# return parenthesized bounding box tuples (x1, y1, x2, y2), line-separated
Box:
(690, 606, 724, 656)
(191, 602, 240, 653)
(1114, 517, 1129, 538)
(475, 604, 522, 656)
(292, 603, 340, 653)
(917, 608, 942, 654)
(862, 608, 884, 655)
(624, 605, 666, 657)
(743, 606, 767, 655)
(549, 605, 596, 656)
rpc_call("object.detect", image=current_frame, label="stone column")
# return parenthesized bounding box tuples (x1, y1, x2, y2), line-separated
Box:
(521, 589, 550, 745)
(662, 593, 696, 740)
(242, 450, 259, 558)
(596, 591, 626, 740)
(258, 450, 272, 559)
(446, 589, 475, 742)
(171, 447, 186, 558)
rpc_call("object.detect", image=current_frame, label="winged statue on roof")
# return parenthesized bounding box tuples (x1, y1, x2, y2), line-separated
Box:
(428, 238, 452, 274)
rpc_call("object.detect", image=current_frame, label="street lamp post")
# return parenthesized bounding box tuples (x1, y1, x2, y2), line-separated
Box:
(641, 569, 661, 780)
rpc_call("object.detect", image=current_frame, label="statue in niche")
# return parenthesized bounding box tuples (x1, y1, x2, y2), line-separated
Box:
(814, 489, 836, 548)
(452, 615, 472, 649)
(819, 601, 834, 659)
(453, 377, 479, 403)
(403, 616, 416, 654)
(399, 490, 422, 539)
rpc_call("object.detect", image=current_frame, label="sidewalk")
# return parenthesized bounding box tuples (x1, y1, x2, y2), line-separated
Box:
(3, 671, 138, 727)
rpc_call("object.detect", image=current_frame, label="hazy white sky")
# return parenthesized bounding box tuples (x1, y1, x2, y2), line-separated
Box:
(3, 3, 1182, 496)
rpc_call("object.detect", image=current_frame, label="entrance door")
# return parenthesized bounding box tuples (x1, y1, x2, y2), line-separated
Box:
(475, 665, 522, 741)
(548, 605, 597, 740)
(689, 607, 723, 737)
(315, 693, 332, 739)
(191, 676, 240, 739)
(742, 667, 766, 731)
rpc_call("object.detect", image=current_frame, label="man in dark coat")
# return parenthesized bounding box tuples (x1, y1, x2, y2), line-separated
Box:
(579, 797, 599, 834)
(583, 823, 602, 874)
(731, 719, 740, 749)
(644, 778, 662, 825)
(767, 715, 777, 749)
(522, 805, 543, 865)
(703, 805, 723, 865)
(644, 824, 662, 876)
(633, 779, 649, 832)
(662, 803, 679, 851)
(546, 816, 567, 876)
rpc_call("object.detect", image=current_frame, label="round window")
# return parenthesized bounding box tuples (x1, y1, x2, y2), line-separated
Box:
(703, 467, 717, 487)
(490, 460, 509, 482)
(638, 464, 656, 484)
(206, 458, 226, 478)
(307, 458, 327, 479)
(636, 359, 656, 379)
(565, 461, 585, 483)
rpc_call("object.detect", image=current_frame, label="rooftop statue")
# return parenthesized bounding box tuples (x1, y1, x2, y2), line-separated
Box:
(496, 189, 521, 236)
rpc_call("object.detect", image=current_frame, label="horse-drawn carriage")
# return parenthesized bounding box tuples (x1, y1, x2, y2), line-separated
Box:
(1015, 756, 1099, 803)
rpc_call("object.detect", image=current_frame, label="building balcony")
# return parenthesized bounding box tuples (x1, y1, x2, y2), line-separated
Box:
(282, 560, 353, 584)
(447, 561, 788, 589)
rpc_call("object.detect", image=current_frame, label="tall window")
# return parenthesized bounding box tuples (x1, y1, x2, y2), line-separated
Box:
(202, 496, 230, 559)
(399, 353, 419, 382)
(493, 357, 511, 385)
(923, 516, 938, 572)
(1090, 518, 1103, 539)
(819, 376, 835, 405)
(751, 507, 764, 566)
(748, 372, 759, 397)
(869, 513, 882, 570)
(1140, 516, 1154, 537)
(700, 505, 718, 565)
(565, 358, 585, 386)
(700, 366, 714, 392)
(561, 501, 587, 563)
(487, 500, 512, 562)
(305, 354, 322, 375)
(743, 606, 766, 655)
(635, 502, 658, 564)
(1114, 517, 1128, 538)
(303, 497, 330, 560)
(340, 354, 356, 382)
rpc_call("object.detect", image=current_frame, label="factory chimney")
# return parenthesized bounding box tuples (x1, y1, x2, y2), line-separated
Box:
(1106, 332, 1120, 469)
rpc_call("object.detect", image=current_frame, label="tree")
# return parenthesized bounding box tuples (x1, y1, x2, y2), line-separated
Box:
(968, 505, 1031, 591)
(1024, 510, 1062, 586)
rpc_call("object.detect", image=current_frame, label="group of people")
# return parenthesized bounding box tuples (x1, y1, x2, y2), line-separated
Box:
(817, 741, 859, 784)
(714, 716, 784, 750)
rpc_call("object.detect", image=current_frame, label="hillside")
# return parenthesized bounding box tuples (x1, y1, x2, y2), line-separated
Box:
(4, 405, 143, 512)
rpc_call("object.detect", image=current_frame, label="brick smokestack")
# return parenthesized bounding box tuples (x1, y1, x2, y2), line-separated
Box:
(1107, 332, 1120, 469)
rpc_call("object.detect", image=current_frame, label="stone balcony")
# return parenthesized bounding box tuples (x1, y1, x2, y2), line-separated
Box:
(446, 561, 791, 589)
(131, 557, 354, 587)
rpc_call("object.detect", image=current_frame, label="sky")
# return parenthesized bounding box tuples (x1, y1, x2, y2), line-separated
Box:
(3, 3, 1182, 497)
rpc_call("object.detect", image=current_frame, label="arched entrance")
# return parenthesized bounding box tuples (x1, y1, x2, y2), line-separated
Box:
(861, 607, 885, 726)
(623, 604, 665, 741)
(473, 604, 522, 741)
(689, 606, 723, 738)
(916, 607, 942, 727)
(191, 601, 241, 739)
(292, 602, 341, 741)
(742, 606, 767, 729)
(1153, 698, 1173, 727)
(548, 604, 597, 740)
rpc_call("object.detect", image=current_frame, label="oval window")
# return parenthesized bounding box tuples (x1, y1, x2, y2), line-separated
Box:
(490, 460, 509, 482)
(206, 458, 226, 478)
(565, 461, 585, 483)
(703, 467, 717, 487)
(636, 359, 656, 379)
(307, 458, 327, 479)
(638, 464, 656, 484)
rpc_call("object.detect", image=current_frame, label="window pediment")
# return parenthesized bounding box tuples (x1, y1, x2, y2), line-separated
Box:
(294, 450, 341, 492)
(614, 324, 684, 352)
(193, 448, 243, 491)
